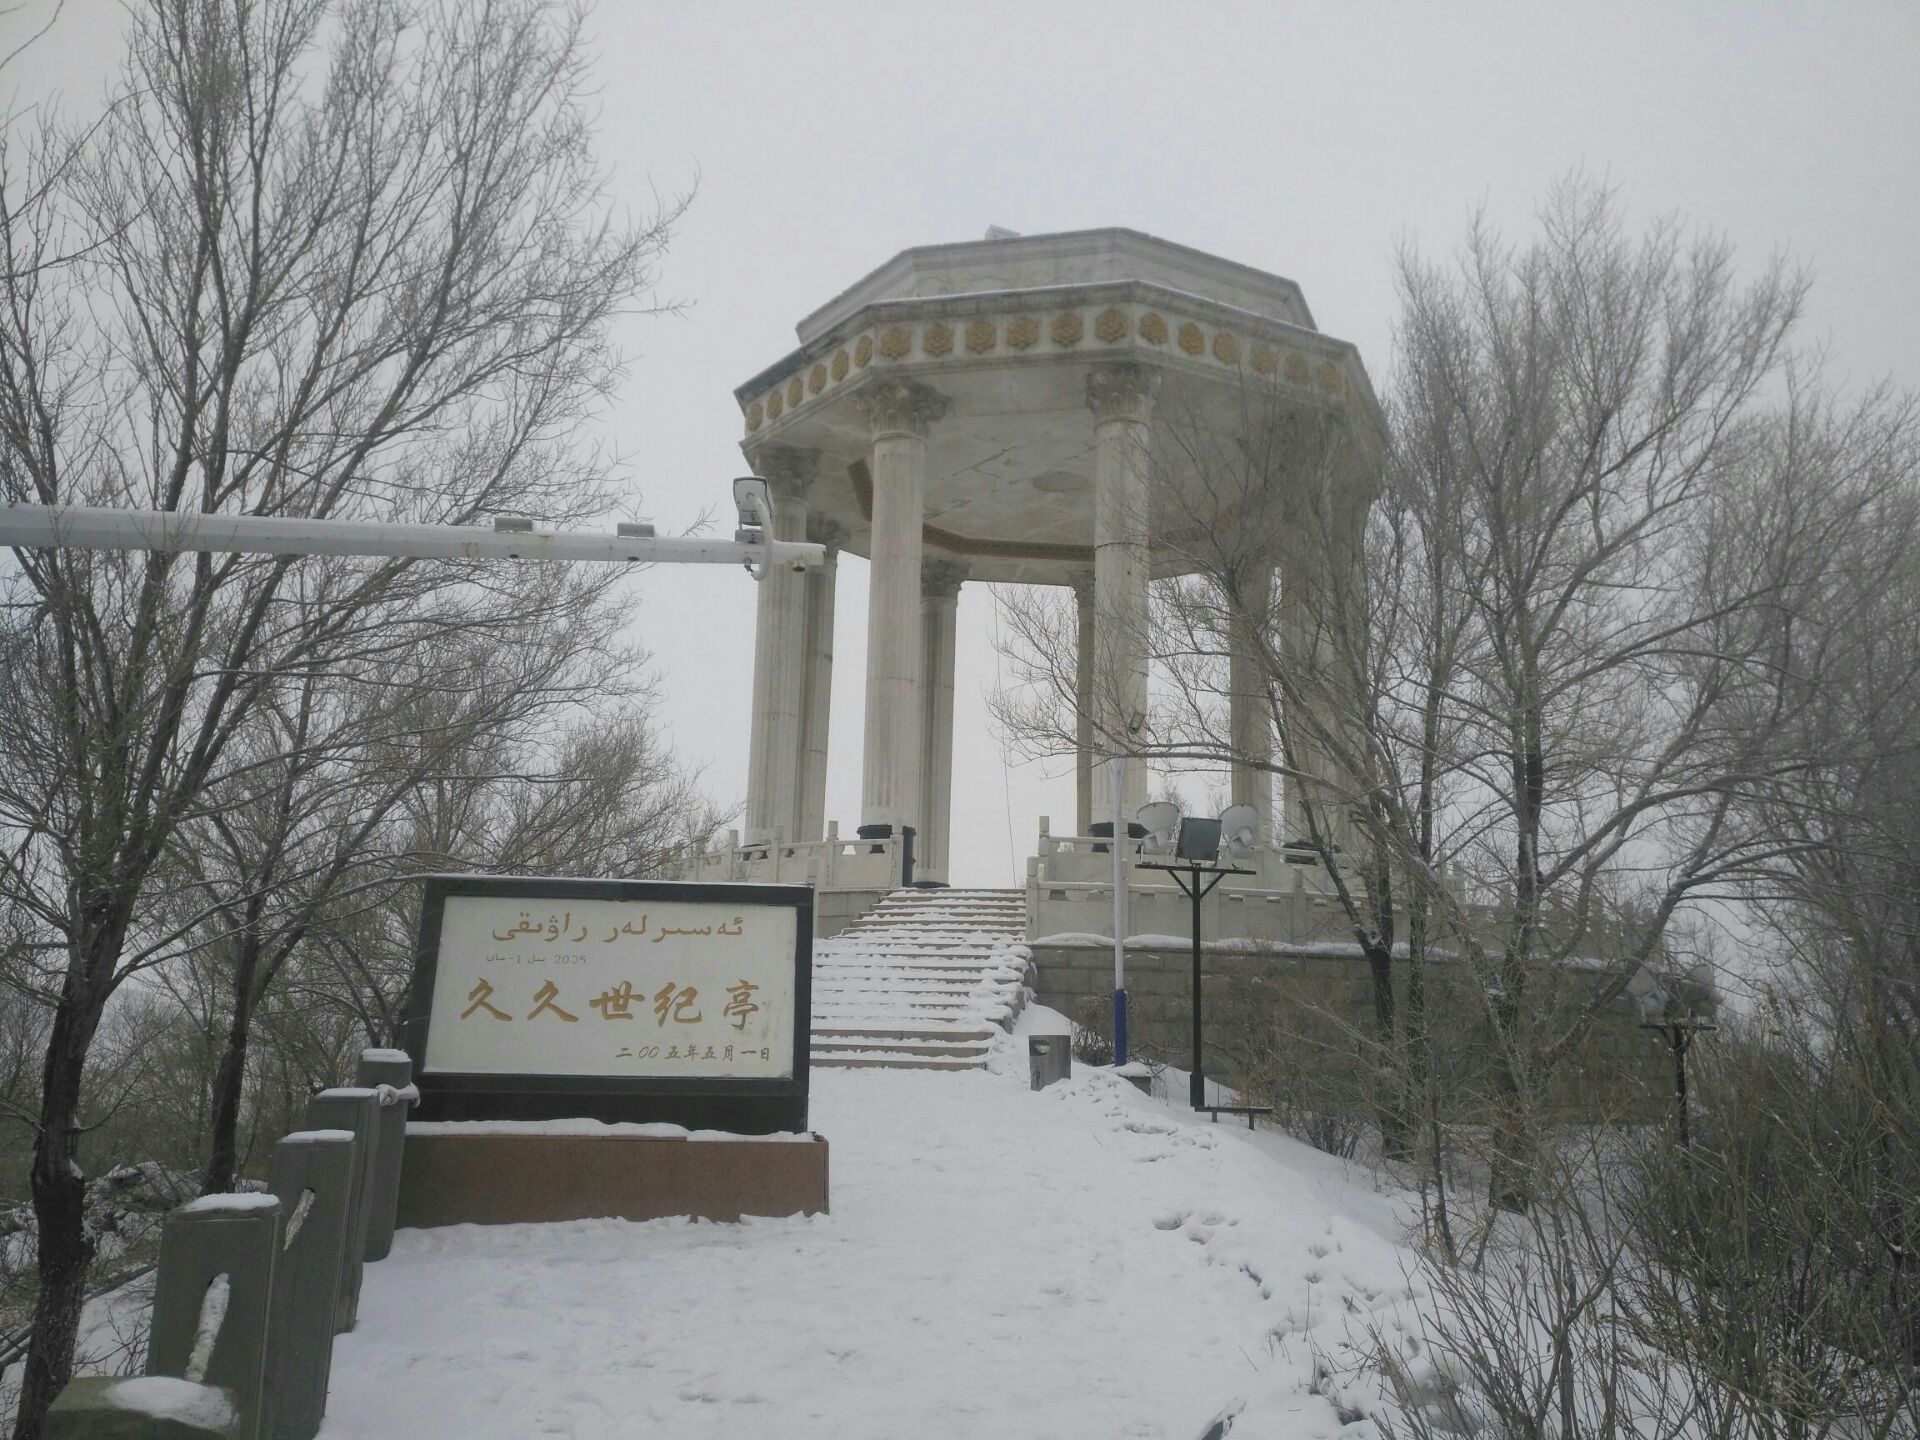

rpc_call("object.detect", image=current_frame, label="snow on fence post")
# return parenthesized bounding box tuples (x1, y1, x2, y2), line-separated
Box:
(265, 1130, 355, 1440)
(301, 1089, 381, 1334)
(352, 1049, 417, 1263)
(145, 1193, 282, 1439)
(46, 1376, 241, 1438)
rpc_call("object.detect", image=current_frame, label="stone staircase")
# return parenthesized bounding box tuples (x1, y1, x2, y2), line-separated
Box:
(810, 888, 1032, 1070)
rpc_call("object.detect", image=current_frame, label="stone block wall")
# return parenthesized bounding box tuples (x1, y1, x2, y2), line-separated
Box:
(1031, 942, 1669, 1125)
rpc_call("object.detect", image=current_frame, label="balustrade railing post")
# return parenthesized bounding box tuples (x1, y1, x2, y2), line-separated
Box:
(264, 1130, 355, 1440)
(352, 1050, 415, 1262)
(146, 1195, 282, 1439)
(301, 1089, 380, 1334)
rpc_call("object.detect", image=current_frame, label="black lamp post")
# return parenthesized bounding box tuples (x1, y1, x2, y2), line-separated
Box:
(1639, 1012, 1716, 1150)
(1137, 814, 1254, 1110)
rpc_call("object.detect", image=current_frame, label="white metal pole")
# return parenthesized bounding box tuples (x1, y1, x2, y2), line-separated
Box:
(0, 505, 824, 570)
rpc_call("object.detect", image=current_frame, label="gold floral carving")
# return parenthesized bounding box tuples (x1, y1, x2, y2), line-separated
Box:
(786, 376, 804, 407)
(1094, 307, 1128, 344)
(1051, 311, 1084, 347)
(831, 349, 850, 382)
(964, 319, 997, 353)
(1178, 322, 1205, 356)
(765, 388, 784, 420)
(745, 401, 764, 431)
(808, 363, 827, 395)
(879, 325, 913, 361)
(1006, 313, 1039, 350)
(1251, 343, 1277, 376)
(1138, 311, 1168, 344)
(1317, 359, 1343, 393)
(1284, 351, 1310, 384)
(855, 334, 874, 368)
(923, 321, 954, 357)
(1212, 332, 1241, 365)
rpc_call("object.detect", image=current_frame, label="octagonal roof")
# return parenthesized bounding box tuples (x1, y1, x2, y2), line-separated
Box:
(736, 229, 1381, 586)
(795, 228, 1317, 345)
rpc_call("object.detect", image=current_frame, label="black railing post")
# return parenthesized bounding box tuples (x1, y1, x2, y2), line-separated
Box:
(1189, 864, 1205, 1110)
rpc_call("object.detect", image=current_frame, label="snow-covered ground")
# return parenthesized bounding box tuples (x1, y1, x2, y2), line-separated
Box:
(319, 1014, 1419, 1440)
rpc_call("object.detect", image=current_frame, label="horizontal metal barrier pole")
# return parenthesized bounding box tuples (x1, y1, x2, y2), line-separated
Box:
(0, 506, 825, 569)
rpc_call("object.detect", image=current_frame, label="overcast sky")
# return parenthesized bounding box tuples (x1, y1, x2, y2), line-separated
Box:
(11, 1, 1919, 887)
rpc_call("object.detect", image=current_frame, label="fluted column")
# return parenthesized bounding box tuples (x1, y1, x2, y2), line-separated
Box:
(742, 446, 818, 845)
(796, 515, 846, 843)
(1087, 363, 1159, 832)
(855, 379, 948, 836)
(918, 559, 967, 881)
(1229, 562, 1275, 845)
(1072, 571, 1095, 835)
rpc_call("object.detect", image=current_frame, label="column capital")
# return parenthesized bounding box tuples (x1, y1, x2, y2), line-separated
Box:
(1085, 362, 1160, 425)
(855, 378, 949, 441)
(747, 444, 822, 500)
(921, 557, 969, 601)
(806, 513, 850, 556)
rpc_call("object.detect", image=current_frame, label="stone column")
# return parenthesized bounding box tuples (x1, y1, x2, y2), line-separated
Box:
(742, 446, 818, 845)
(1229, 562, 1276, 845)
(795, 516, 845, 844)
(918, 559, 967, 881)
(855, 379, 947, 837)
(1072, 572, 1095, 834)
(1087, 363, 1158, 832)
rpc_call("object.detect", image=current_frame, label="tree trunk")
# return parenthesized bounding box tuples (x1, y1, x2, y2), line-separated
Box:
(12, 998, 101, 1440)
(1487, 1026, 1533, 1214)
(202, 937, 262, 1195)
(1364, 938, 1410, 1160)
(1488, 704, 1545, 1213)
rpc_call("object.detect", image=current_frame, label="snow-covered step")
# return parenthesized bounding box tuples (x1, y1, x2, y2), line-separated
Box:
(808, 888, 1030, 1070)
(813, 1036, 991, 1060)
(810, 1025, 998, 1043)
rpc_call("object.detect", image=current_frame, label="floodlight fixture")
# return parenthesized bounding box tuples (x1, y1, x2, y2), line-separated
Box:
(1138, 801, 1180, 857)
(1218, 803, 1260, 866)
(1174, 816, 1223, 864)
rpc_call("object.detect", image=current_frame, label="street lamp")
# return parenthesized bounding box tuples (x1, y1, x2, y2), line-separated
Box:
(1136, 803, 1258, 1110)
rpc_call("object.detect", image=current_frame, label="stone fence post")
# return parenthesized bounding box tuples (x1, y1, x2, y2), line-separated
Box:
(301, 1088, 380, 1334)
(46, 1055, 417, 1439)
(265, 1130, 355, 1440)
(145, 1195, 281, 1438)
(352, 1049, 416, 1263)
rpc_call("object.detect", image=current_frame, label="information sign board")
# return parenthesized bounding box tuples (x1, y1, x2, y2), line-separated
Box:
(405, 876, 812, 1133)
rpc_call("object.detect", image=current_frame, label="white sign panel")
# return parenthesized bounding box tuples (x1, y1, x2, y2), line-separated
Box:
(424, 894, 797, 1080)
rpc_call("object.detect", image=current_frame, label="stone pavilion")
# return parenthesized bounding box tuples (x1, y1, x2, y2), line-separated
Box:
(685, 227, 1384, 940)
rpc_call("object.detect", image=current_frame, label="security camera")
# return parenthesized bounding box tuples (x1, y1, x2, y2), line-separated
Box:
(732, 476, 771, 543)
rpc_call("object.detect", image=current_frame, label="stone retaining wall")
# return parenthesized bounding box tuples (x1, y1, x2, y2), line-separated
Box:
(1031, 942, 1669, 1124)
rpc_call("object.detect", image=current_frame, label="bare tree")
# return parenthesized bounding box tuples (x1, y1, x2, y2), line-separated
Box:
(995, 179, 1831, 1215)
(0, 1, 683, 1430)
(159, 585, 647, 1194)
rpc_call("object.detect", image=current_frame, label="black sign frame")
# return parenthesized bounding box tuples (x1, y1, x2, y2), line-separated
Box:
(403, 875, 813, 1135)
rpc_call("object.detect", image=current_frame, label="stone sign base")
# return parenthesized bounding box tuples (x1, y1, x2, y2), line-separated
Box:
(396, 1122, 828, 1228)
